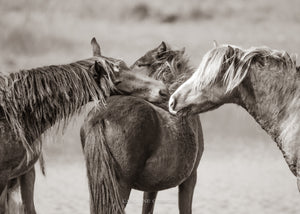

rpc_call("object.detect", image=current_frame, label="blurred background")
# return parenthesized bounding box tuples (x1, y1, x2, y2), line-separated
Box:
(1, 0, 300, 213)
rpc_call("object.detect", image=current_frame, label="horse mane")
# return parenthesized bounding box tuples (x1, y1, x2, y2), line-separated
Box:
(150, 49, 193, 94)
(0, 57, 117, 159)
(193, 45, 296, 92)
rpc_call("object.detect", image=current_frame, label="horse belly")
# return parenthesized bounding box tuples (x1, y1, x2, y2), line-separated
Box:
(133, 137, 197, 191)
(134, 156, 186, 191)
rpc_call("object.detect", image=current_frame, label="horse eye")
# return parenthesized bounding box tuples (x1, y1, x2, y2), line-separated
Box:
(113, 66, 120, 72)
(136, 61, 151, 67)
(138, 63, 150, 67)
(114, 80, 122, 85)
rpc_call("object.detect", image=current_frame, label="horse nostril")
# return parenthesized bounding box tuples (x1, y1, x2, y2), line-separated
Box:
(169, 97, 176, 110)
(159, 89, 169, 98)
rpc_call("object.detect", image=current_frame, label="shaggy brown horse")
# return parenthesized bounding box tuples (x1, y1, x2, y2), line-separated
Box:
(169, 44, 300, 192)
(0, 38, 168, 214)
(81, 42, 204, 214)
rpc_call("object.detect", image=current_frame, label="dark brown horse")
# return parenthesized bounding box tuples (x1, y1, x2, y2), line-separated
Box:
(169, 44, 300, 192)
(81, 42, 204, 214)
(0, 38, 168, 214)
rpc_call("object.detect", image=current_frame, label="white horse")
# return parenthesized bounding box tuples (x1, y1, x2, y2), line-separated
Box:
(169, 44, 300, 191)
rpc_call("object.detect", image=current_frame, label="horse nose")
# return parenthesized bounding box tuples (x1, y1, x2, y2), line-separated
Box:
(159, 88, 169, 99)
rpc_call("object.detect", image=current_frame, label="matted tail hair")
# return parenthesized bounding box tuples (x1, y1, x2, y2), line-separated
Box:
(83, 109, 124, 214)
(194, 45, 296, 92)
(0, 58, 117, 160)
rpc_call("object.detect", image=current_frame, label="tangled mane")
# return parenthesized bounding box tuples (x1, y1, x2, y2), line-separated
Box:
(193, 45, 297, 92)
(0, 57, 118, 159)
(149, 49, 193, 94)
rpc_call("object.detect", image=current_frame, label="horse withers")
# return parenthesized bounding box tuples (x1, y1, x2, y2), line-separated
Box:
(169, 44, 300, 192)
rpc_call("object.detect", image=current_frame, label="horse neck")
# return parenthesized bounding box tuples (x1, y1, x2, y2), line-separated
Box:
(237, 65, 300, 174)
(155, 66, 194, 110)
(168, 66, 194, 94)
(3, 59, 101, 143)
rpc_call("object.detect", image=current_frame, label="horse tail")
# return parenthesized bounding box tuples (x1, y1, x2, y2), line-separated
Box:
(82, 118, 124, 214)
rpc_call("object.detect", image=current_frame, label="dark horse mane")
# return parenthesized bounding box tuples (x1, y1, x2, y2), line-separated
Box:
(0, 57, 117, 159)
(149, 49, 193, 94)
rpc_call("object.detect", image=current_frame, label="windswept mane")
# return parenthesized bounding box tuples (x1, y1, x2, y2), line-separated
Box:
(194, 45, 296, 92)
(150, 50, 193, 94)
(0, 57, 117, 159)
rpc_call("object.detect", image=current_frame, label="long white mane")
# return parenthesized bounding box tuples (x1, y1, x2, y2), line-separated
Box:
(193, 45, 296, 92)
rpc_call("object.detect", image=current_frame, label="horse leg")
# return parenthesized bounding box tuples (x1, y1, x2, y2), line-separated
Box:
(118, 179, 131, 212)
(7, 178, 22, 214)
(0, 186, 8, 214)
(297, 157, 300, 192)
(0, 174, 9, 214)
(178, 172, 197, 214)
(142, 191, 158, 214)
(20, 168, 36, 214)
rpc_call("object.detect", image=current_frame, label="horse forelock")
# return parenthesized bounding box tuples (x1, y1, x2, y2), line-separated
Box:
(193, 45, 297, 92)
(193, 46, 229, 91)
(0, 57, 117, 160)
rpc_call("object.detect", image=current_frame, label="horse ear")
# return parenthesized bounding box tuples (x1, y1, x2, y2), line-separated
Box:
(179, 47, 185, 56)
(157, 41, 167, 53)
(91, 37, 101, 56)
(226, 45, 235, 59)
(222, 45, 236, 69)
(291, 53, 297, 65)
(93, 61, 106, 78)
(213, 40, 219, 48)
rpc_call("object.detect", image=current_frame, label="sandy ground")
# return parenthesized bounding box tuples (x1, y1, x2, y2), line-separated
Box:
(1, 0, 300, 213)
(29, 111, 300, 214)
(32, 135, 300, 214)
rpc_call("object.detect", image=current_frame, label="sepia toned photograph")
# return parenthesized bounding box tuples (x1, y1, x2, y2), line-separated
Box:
(0, 0, 299, 213)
